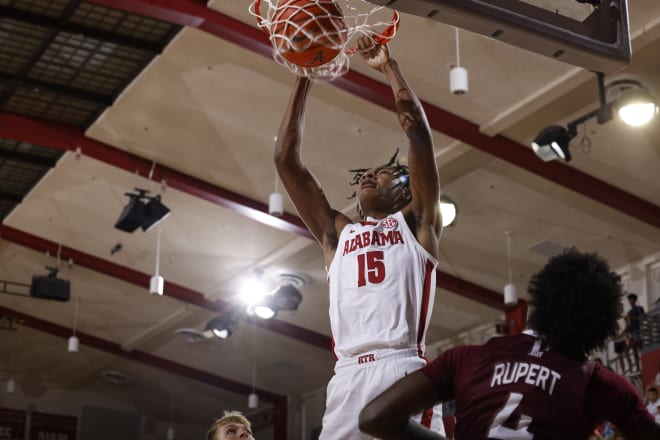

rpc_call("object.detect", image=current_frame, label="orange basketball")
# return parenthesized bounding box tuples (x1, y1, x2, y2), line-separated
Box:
(270, 0, 348, 68)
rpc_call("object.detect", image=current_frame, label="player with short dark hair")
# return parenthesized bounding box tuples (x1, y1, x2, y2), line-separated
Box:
(274, 35, 444, 438)
(359, 248, 660, 440)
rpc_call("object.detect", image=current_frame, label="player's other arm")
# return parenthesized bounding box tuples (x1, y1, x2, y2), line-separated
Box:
(358, 371, 446, 440)
(274, 76, 349, 255)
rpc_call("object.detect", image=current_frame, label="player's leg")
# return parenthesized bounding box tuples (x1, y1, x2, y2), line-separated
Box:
(320, 363, 372, 440)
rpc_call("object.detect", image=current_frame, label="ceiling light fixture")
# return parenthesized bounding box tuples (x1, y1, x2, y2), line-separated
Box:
(253, 295, 277, 320)
(7, 331, 16, 394)
(531, 73, 657, 162)
(6, 378, 15, 394)
(248, 391, 259, 409)
(439, 194, 457, 227)
(269, 164, 284, 217)
(240, 270, 269, 307)
(272, 284, 303, 312)
(114, 188, 170, 233)
(68, 298, 80, 352)
(449, 28, 468, 96)
(615, 88, 658, 126)
(150, 228, 164, 296)
(166, 396, 175, 440)
(204, 315, 237, 340)
(248, 321, 259, 409)
(251, 272, 307, 320)
(503, 231, 518, 307)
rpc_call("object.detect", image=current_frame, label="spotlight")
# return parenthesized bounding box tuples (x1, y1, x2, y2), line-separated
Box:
(203, 316, 237, 339)
(439, 194, 457, 227)
(142, 195, 170, 231)
(273, 284, 303, 312)
(114, 189, 170, 233)
(114, 194, 146, 233)
(240, 276, 269, 306)
(616, 89, 657, 126)
(253, 295, 277, 319)
(531, 125, 573, 162)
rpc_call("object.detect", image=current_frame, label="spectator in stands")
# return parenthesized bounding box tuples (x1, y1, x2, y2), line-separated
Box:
(646, 386, 659, 419)
(620, 293, 645, 373)
(206, 411, 254, 440)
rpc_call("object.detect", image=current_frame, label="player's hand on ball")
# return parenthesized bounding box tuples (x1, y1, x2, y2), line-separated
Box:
(357, 35, 391, 72)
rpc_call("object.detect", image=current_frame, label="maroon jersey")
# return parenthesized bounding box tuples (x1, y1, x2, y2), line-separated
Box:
(421, 333, 654, 440)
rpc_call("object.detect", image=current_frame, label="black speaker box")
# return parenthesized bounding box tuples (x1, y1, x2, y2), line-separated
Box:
(30, 276, 70, 301)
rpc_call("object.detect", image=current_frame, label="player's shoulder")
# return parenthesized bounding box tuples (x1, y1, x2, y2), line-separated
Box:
(483, 332, 537, 352)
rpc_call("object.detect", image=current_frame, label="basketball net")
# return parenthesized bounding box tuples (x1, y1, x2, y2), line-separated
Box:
(250, 0, 399, 81)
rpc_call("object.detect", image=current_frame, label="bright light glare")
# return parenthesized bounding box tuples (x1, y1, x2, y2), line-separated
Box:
(212, 328, 229, 339)
(439, 199, 457, 227)
(240, 278, 268, 305)
(550, 142, 566, 159)
(254, 305, 276, 319)
(618, 102, 656, 126)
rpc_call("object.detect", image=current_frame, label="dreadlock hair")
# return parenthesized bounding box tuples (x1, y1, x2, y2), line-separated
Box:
(205, 411, 252, 440)
(526, 247, 623, 360)
(348, 149, 411, 219)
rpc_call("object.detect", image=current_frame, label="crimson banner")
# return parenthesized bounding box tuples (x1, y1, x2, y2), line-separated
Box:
(0, 408, 26, 440)
(30, 412, 77, 440)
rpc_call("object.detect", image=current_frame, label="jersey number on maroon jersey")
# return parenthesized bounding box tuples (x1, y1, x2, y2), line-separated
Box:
(487, 392, 533, 439)
(357, 251, 385, 287)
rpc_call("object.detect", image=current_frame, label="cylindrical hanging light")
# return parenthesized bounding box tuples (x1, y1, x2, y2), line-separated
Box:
(504, 231, 518, 306)
(248, 392, 259, 409)
(150, 228, 164, 295)
(6, 378, 16, 394)
(269, 171, 284, 217)
(68, 298, 80, 352)
(166, 397, 175, 440)
(449, 28, 468, 95)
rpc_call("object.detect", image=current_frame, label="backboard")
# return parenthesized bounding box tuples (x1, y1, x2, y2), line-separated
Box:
(365, 0, 631, 73)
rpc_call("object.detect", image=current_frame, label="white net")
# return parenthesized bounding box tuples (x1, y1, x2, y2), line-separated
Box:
(250, 0, 399, 81)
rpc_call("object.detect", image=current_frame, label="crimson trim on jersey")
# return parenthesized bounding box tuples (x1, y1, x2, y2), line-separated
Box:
(360, 221, 378, 226)
(416, 259, 434, 357)
(421, 407, 434, 428)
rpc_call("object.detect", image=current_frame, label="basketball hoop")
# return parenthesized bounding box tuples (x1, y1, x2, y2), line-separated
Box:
(250, 0, 399, 81)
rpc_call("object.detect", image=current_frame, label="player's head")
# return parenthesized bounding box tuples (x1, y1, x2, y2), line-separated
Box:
(647, 386, 658, 401)
(526, 248, 623, 360)
(206, 411, 253, 440)
(627, 292, 638, 304)
(349, 149, 411, 219)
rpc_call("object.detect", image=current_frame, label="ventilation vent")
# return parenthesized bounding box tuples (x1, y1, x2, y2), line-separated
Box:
(99, 370, 129, 385)
(175, 328, 206, 343)
(274, 272, 309, 288)
(528, 240, 566, 258)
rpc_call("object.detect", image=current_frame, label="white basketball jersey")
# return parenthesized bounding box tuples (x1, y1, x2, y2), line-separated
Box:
(326, 211, 438, 360)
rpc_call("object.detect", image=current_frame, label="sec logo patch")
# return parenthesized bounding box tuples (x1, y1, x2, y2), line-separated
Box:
(382, 217, 398, 229)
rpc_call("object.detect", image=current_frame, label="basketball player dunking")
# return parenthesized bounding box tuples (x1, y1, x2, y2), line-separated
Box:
(274, 36, 445, 439)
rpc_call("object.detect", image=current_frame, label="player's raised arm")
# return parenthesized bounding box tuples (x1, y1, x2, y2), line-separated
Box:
(357, 37, 441, 257)
(359, 371, 446, 440)
(274, 76, 350, 256)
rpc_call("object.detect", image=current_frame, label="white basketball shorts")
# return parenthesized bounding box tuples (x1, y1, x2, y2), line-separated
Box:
(319, 347, 445, 440)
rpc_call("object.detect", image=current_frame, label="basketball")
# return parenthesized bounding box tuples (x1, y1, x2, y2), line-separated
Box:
(270, 0, 348, 68)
